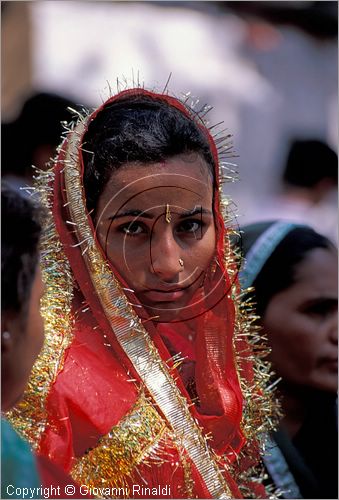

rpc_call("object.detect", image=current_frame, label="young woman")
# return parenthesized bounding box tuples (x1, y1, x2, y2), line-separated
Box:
(8, 88, 275, 498)
(240, 221, 338, 499)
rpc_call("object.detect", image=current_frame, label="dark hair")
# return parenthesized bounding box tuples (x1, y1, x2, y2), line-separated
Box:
(283, 139, 338, 188)
(2, 92, 80, 178)
(1, 184, 42, 317)
(241, 222, 335, 316)
(82, 94, 215, 215)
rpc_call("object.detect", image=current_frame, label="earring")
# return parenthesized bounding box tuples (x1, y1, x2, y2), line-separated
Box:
(2, 331, 11, 341)
(199, 257, 218, 288)
(179, 258, 184, 267)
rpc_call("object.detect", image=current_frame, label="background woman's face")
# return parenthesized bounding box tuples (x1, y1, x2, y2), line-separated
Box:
(95, 154, 216, 322)
(2, 266, 45, 410)
(263, 247, 338, 393)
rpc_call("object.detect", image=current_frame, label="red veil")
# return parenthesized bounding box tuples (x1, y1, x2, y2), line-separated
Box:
(9, 89, 274, 499)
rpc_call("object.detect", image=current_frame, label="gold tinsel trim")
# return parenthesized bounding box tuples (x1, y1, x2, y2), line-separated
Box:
(6, 169, 75, 447)
(71, 391, 200, 499)
(231, 289, 282, 499)
(219, 193, 281, 497)
(71, 392, 172, 498)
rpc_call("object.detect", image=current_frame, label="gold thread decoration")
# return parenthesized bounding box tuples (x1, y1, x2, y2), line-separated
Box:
(71, 392, 171, 498)
(6, 168, 75, 447)
(219, 189, 281, 497)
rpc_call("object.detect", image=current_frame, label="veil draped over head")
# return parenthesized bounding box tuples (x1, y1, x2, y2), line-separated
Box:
(8, 87, 276, 499)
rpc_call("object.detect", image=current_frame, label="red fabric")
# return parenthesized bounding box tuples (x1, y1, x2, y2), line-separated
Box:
(36, 89, 263, 498)
(37, 455, 92, 498)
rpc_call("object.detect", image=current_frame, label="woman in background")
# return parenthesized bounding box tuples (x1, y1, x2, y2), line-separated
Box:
(8, 88, 276, 499)
(240, 221, 338, 499)
(2, 185, 88, 499)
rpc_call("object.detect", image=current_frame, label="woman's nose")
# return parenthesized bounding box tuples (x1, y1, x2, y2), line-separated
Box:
(328, 312, 338, 344)
(150, 232, 183, 281)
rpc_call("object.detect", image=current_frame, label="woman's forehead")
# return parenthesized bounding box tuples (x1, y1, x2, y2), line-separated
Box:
(98, 157, 213, 211)
(295, 247, 338, 287)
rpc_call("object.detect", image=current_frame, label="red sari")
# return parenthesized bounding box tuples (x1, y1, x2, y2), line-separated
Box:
(8, 89, 274, 498)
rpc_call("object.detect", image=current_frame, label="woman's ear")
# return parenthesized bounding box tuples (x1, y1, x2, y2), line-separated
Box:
(1, 313, 14, 356)
(1, 311, 21, 411)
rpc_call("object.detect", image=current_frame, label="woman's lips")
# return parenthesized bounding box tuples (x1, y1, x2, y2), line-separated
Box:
(319, 356, 338, 372)
(139, 289, 186, 303)
(324, 358, 338, 371)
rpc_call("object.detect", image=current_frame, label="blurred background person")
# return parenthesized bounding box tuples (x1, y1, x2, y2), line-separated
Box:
(2, 92, 81, 191)
(243, 139, 338, 243)
(2, 1, 337, 220)
(2, 184, 44, 497)
(282, 140, 337, 207)
(238, 220, 338, 499)
(1, 184, 90, 499)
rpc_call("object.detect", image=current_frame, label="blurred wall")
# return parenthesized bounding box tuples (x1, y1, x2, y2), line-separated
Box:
(2, 2, 33, 120)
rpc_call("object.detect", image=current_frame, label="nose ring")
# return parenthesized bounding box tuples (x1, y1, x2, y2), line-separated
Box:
(179, 258, 184, 267)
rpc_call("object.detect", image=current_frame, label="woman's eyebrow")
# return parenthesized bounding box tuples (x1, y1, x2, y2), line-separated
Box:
(108, 209, 154, 221)
(108, 207, 212, 221)
(179, 207, 212, 219)
(302, 297, 338, 307)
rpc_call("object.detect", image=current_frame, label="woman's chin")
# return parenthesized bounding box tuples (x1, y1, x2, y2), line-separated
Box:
(135, 287, 205, 323)
(141, 302, 191, 324)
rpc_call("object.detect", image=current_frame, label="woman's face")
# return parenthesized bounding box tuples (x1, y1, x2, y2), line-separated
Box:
(263, 247, 338, 393)
(2, 266, 45, 410)
(95, 154, 216, 322)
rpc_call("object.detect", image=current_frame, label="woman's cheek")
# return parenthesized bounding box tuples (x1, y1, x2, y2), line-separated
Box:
(198, 227, 216, 266)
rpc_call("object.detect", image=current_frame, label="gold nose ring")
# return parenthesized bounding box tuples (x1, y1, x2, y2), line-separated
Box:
(179, 258, 184, 267)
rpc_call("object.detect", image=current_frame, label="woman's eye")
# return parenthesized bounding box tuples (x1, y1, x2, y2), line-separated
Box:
(302, 299, 337, 318)
(119, 222, 145, 236)
(177, 220, 203, 235)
